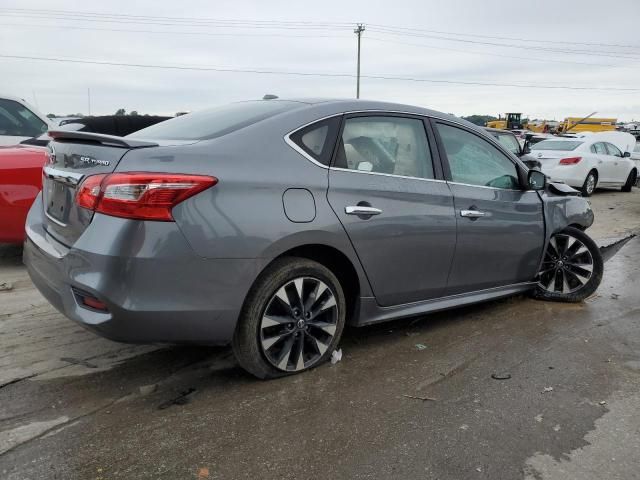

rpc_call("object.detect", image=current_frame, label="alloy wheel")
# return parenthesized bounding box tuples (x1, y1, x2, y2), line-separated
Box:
(585, 174, 596, 195)
(260, 277, 338, 372)
(538, 233, 594, 294)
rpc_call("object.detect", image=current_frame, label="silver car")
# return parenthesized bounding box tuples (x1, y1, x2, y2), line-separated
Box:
(24, 99, 602, 378)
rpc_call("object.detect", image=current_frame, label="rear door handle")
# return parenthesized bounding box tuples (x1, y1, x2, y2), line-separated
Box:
(345, 206, 382, 216)
(460, 209, 486, 218)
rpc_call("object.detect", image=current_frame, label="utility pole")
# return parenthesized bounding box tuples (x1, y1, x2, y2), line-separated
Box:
(354, 23, 365, 99)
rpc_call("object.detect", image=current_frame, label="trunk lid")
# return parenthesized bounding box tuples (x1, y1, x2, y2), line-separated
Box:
(42, 131, 158, 246)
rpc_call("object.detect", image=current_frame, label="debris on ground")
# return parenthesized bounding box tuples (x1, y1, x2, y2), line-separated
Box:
(491, 373, 512, 380)
(60, 357, 98, 369)
(139, 384, 158, 396)
(330, 349, 342, 364)
(415, 343, 428, 351)
(599, 400, 607, 406)
(535, 414, 544, 423)
(611, 293, 620, 299)
(0, 282, 13, 291)
(402, 394, 437, 402)
(553, 424, 561, 432)
(542, 387, 554, 393)
(599, 234, 636, 262)
(158, 388, 196, 410)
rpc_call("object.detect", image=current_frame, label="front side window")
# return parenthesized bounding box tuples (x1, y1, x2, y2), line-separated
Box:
(494, 133, 520, 155)
(593, 142, 607, 155)
(436, 123, 520, 189)
(334, 116, 434, 179)
(604, 142, 622, 157)
(0, 99, 48, 137)
(289, 117, 341, 166)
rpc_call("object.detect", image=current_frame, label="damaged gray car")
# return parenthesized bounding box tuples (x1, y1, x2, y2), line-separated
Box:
(24, 99, 602, 379)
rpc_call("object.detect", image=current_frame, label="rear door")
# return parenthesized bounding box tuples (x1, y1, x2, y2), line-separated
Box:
(327, 114, 456, 306)
(603, 142, 627, 183)
(432, 121, 545, 295)
(591, 142, 614, 183)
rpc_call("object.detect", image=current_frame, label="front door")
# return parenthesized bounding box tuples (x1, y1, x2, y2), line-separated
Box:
(327, 114, 456, 306)
(433, 121, 545, 295)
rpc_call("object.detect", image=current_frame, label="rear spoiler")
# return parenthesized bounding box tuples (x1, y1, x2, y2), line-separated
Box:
(48, 130, 158, 148)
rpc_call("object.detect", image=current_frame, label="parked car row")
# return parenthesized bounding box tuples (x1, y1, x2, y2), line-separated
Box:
(21, 98, 604, 378)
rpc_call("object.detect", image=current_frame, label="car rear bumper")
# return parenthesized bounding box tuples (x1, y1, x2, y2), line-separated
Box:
(24, 194, 262, 345)
(539, 164, 588, 188)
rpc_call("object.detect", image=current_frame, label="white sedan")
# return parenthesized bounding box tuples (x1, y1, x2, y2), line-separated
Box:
(530, 136, 638, 196)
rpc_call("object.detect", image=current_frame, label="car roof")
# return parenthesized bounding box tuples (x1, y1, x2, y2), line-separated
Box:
(483, 127, 514, 135)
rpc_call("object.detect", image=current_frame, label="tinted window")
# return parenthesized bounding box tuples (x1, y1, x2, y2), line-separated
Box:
(493, 133, 520, 155)
(0, 99, 48, 137)
(604, 142, 622, 157)
(531, 140, 583, 151)
(289, 117, 341, 166)
(334, 116, 434, 179)
(436, 123, 519, 189)
(128, 101, 303, 140)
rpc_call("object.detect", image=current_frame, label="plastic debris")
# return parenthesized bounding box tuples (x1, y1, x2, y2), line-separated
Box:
(330, 349, 342, 364)
(534, 414, 544, 423)
(611, 293, 620, 300)
(553, 424, 561, 432)
(402, 394, 437, 402)
(491, 373, 512, 380)
(599, 400, 607, 406)
(0, 282, 13, 291)
(543, 387, 554, 393)
(415, 343, 428, 351)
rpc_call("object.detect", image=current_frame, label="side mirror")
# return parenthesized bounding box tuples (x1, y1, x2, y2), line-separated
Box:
(623, 151, 631, 158)
(528, 169, 546, 190)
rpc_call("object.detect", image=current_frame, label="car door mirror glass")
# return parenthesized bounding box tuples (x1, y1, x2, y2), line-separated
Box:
(357, 161, 373, 172)
(528, 170, 546, 190)
(623, 151, 631, 158)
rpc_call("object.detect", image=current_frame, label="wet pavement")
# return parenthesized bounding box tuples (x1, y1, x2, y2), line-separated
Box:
(1, 190, 639, 480)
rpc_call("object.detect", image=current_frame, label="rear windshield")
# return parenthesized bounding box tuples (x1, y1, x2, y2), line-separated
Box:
(531, 140, 583, 151)
(128, 100, 303, 140)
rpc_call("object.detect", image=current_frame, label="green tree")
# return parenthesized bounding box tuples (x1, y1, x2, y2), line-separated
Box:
(461, 115, 498, 126)
(130, 110, 139, 116)
(115, 108, 126, 116)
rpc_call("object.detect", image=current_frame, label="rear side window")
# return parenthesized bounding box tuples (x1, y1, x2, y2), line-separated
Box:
(128, 100, 303, 140)
(289, 116, 341, 166)
(0, 98, 48, 137)
(592, 142, 607, 155)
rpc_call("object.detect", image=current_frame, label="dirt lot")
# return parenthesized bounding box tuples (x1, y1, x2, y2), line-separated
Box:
(1, 189, 639, 480)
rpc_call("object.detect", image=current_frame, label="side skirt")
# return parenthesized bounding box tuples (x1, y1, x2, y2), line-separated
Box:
(355, 282, 537, 326)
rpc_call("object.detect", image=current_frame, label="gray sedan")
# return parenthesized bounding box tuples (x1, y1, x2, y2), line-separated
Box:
(24, 99, 602, 378)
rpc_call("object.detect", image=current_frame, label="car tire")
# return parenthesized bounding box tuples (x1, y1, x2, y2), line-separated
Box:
(580, 170, 597, 197)
(532, 226, 603, 303)
(621, 169, 637, 192)
(232, 257, 346, 379)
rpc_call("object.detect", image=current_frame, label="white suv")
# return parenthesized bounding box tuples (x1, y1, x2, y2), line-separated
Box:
(0, 94, 51, 146)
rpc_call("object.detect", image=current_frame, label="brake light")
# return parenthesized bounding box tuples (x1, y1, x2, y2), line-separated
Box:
(75, 173, 217, 221)
(559, 157, 582, 165)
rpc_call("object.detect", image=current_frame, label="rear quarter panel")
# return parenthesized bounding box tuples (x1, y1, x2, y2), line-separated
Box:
(0, 146, 46, 243)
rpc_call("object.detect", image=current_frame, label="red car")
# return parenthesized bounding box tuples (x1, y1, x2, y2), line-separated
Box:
(0, 145, 46, 244)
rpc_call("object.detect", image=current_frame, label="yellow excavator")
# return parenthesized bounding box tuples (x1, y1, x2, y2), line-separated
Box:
(556, 112, 617, 133)
(486, 113, 523, 130)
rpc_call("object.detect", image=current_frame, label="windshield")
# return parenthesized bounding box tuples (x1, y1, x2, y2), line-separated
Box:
(494, 133, 521, 155)
(128, 100, 304, 140)
(531, 140, 583, 151)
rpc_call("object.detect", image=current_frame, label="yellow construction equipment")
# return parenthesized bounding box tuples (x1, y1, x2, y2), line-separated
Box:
(557, 115, 617, 133)
(486, 113, 523, 130)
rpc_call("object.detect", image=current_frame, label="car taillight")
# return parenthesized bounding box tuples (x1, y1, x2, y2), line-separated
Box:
(75, 173, 217, 221)
(559, 157, 582, 165)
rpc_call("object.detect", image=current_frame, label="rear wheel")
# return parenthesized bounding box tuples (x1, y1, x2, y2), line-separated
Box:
(533, 226, 603, 302)
(232, 257, 346, 379)
(580, 170, 597, 197)
(621, 169, 637, 192)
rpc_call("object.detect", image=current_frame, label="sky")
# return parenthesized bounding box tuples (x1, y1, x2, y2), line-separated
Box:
(0, 0, 639, 120)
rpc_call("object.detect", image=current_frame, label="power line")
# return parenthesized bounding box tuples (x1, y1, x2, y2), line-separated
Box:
(367, 27, 640, 60)
(367, 23, 640, 49)
(1, 53, 639, 92)
(366, 36, 638, 69)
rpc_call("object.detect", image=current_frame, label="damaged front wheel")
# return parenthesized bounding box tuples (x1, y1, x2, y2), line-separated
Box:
(533, 226, 603, 302)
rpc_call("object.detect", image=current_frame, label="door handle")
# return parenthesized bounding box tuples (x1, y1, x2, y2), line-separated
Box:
(460, 209, 486, 218)
(345, 205, 382, 216)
